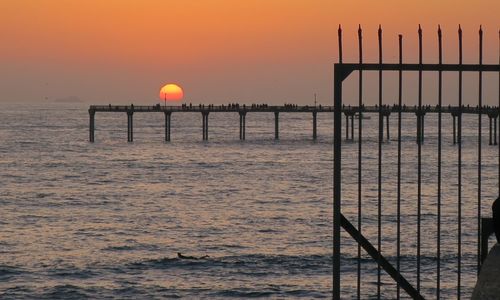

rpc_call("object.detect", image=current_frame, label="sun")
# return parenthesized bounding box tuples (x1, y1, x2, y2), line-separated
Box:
(159, 83, 184, 101)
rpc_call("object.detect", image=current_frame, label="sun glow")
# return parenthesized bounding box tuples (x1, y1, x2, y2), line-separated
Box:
(159, 84, 184, 101)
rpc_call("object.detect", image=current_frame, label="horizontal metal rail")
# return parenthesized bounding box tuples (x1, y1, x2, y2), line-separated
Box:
(336, 63, 500, 81)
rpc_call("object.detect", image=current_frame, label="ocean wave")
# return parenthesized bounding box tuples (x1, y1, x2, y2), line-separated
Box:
(0, 265, 24, 279)
(127, 253, 332, 276)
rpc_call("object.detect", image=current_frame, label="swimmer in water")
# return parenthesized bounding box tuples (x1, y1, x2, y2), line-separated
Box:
(177, 252, 209, 260)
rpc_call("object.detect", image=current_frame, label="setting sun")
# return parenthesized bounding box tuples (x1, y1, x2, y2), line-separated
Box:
(159, 83, 183, 101)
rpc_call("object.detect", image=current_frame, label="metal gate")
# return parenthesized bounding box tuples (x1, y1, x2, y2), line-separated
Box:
(333, 25, 500, 299)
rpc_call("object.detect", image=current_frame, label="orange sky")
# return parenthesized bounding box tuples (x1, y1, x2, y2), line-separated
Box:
(0, 0, 498, 104)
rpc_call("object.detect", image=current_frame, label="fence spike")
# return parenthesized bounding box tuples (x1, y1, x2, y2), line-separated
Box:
(378, 25, 382, 63)
(418, 25, 423, 64)
(479, 25, 483, 64)
(338, 25, 343, 63)
(358, 25, 363, 63)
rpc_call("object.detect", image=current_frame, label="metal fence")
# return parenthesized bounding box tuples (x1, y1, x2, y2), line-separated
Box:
(333, 25, 500, 299)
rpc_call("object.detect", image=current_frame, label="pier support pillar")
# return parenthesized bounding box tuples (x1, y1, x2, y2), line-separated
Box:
(351, 114, 354, 140)
(489, 116, 493, 145)
(344, 111, 356, 141)
(127, 111, 134, 142)
(345, 113, 349, 140)
(487, 112, 499, 146)
(164, 111, 172, 142)
(416, 110, 426, 145)
(386, 114, 390, 141)
(239, 111, 246, 140)
(453, 114, 457, 144)
(274, 111, 279, 140)
(89, 109, 95, 142)
(495, 117, 498, 145)
(202, 111, 209, 140)
(452, 111, 462, 145)
(312, 111, 317, 140)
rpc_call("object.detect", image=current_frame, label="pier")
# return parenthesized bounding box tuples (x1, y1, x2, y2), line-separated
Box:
(88, 104, 499, 143)
(88, 104, 331, 142)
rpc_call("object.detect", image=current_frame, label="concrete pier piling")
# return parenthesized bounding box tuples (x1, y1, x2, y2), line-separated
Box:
(127, 111, 134, 142)
(382, 110, 391, 141)
(312, 111, 317, 140)
(487, 111, 499, 145)
(344, 110, 355, 141)
(451, 110, 462, 144)
(274, 111, 279, 140)
(164, 111, 172, 142)
(89, 109, 95, 142)
(202, 111, 209, 140)
(239, 111, 246, 140)
(416, 110, 426, 144)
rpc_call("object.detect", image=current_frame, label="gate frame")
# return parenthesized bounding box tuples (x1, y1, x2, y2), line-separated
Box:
(333, 62, 500, 299)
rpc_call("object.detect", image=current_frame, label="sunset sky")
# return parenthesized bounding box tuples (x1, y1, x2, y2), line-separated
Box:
(0, 0, 498, 105)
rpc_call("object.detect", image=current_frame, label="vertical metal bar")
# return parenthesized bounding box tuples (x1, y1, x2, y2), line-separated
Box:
(377, 24, 383, 300)
(333, 25, 342, 300)
(417, 24, 423, 295)
(478, 25, 483, 275)
(357, 24, 363, 300)
(498, 30, 500, 197)
(437, 25, 443, 300)
(458, 24, 463, 299)
(397, 33, 403, 300)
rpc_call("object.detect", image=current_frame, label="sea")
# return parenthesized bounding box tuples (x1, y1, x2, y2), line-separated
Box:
(1, 103, 497, 299)
(0, 103, 333, 299)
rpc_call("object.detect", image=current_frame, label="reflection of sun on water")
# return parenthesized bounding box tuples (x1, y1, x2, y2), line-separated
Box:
(159, 83, 184, 101)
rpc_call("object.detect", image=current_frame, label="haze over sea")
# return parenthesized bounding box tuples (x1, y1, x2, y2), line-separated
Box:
(0, 103, 333, 299)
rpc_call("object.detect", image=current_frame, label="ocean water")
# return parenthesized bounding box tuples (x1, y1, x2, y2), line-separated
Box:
(0, 104, 333, 299)
(1, 103, 497, 299)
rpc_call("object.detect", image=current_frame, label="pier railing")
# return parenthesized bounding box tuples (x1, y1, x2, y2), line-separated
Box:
(333, 25, 500, 299)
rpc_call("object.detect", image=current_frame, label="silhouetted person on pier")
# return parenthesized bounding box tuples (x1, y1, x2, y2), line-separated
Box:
(493, 197, 500, 243)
